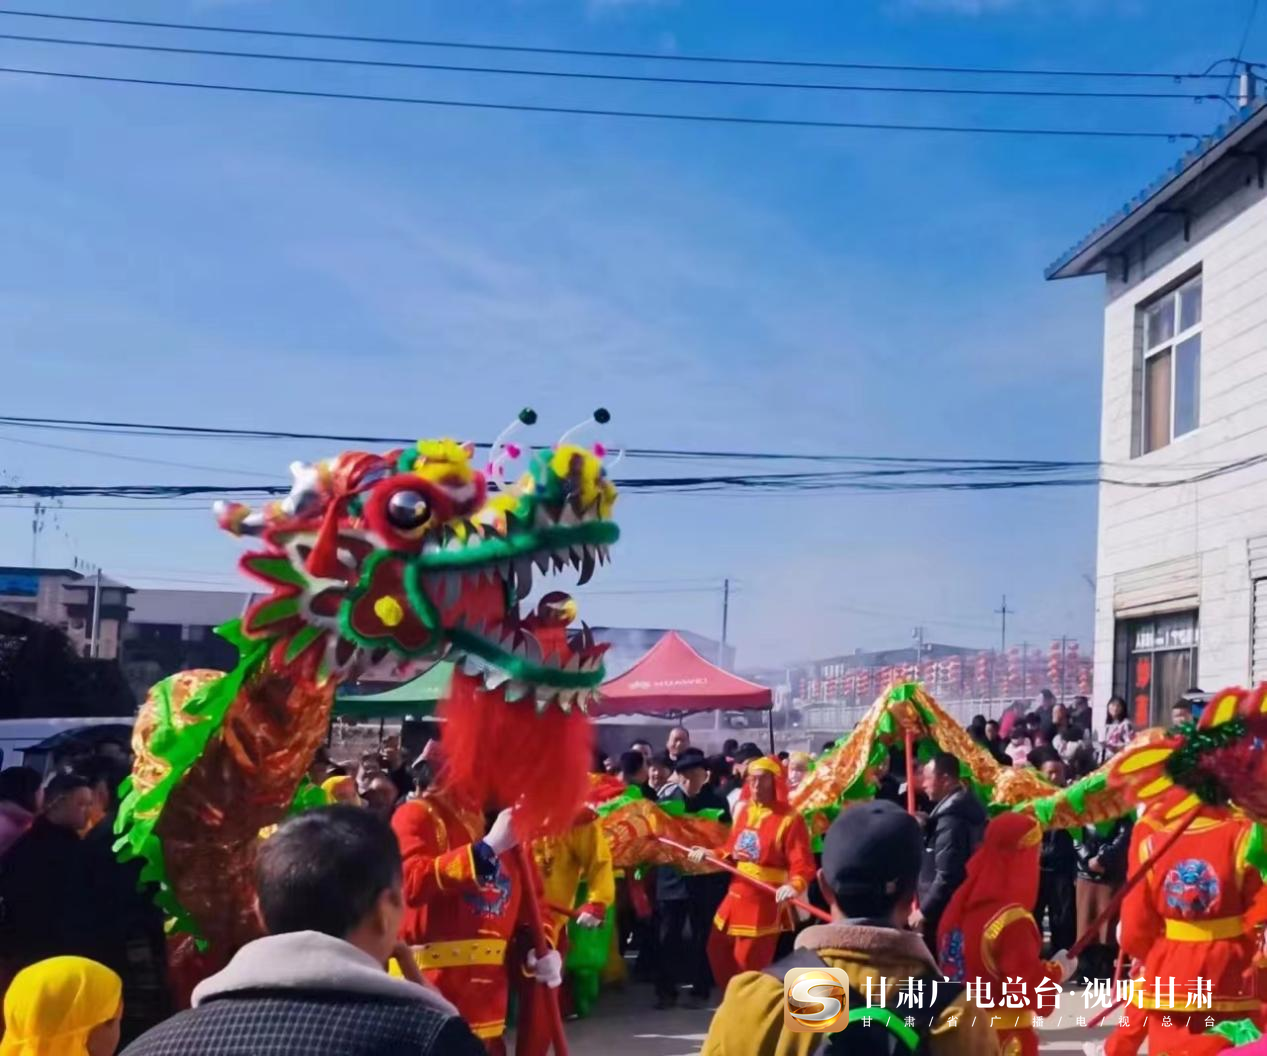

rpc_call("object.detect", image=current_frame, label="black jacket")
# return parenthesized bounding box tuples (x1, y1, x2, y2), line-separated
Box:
(0, 817, 100, 969)
(1075, 817, 1133, 884)
(917, 787, 986, 932)
(655, 783, 731, 902)
(122, 931, 482, 1056)
(1040, 829, 1078, 877)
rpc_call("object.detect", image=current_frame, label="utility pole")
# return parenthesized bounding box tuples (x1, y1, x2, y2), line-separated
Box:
(715, 578, 731, 733)
(912, 625, 925, 677)
(995, 595, 1012, 654)
(1060, 635, 1068, 705)
(719, 578, 730, 669)
(30, 503, 42, 566)
(90, 567, 103, 659)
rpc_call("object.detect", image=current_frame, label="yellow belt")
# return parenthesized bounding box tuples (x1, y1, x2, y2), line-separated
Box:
(409, 939, 508, 969)
(1164, 916, 1245, 941)
(737, 862, 787, 884)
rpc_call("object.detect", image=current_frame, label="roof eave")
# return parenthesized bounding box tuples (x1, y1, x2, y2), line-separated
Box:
(1044, 102, 1267, 282)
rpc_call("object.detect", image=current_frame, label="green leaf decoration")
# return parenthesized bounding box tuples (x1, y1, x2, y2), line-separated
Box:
(113, 619, 271, 943)
(244, 555, 307, 588)
(1207, 1018, 1262, 1045)
(1244, 823, 1267, 882)
(248, 595, 300, 628)
(1031, 795, 1056, 826)
(283, 624, 324, 665)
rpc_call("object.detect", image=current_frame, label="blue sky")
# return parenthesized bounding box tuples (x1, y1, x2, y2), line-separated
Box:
(1, 0, 1260, 666)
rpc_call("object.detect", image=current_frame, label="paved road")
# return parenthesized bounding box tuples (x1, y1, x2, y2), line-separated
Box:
(547, 982, 1132, 1054)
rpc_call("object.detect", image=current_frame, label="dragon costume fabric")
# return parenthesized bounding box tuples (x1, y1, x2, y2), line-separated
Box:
(115, 412, 620, 969)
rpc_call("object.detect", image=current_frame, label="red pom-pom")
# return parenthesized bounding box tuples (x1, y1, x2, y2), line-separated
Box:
(437, 671, 593, 837)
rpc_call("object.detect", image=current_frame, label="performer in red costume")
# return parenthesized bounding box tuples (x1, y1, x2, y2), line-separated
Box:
(937, 813, 1076, 1056)
(1102, 806, 1267, 1056)
(392, 780, 562, 1055)
(688, 756, 815, 986)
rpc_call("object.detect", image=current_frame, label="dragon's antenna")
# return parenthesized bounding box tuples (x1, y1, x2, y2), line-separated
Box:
(557, 407, 621, 469)
(558, 407, 613, 450)
(486, 407, 538, 486)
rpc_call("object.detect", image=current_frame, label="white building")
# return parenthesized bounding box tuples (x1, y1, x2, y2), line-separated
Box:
(1048, 102, 1267, 726)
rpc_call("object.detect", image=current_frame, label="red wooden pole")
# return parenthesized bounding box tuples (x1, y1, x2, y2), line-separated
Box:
(1068, 810, 1197, 958)
(905, 727, 917, 814)
(656, 836, 832, 924)
(512, 844, 569, 1056)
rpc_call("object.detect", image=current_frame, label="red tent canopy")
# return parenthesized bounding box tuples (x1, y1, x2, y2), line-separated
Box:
(593, 631, 773, 717)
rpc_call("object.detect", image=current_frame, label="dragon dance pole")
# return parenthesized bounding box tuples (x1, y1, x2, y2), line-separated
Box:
(512, 844, 569, 1056)
(904, 727, 916, 814)
(656, 836, 832, 924)
(1068, 810, 1197, 959)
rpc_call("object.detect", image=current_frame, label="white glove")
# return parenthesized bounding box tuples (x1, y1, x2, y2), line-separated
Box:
(686, 845, 709, 865)
(576, 910, 604, 928)
(775, 884, 799, 905)
(483, 808, 519, 856)
(1050, 949, 1077, 982)
(526, 948, 563, 989)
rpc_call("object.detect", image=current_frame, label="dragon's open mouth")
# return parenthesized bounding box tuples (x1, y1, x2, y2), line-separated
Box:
(412, 508, 620, 712)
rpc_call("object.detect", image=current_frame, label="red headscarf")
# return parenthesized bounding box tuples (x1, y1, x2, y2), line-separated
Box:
(936, 812, 1042, 941)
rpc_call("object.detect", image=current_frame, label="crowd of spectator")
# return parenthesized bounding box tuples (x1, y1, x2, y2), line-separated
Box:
(0, 692, 1159, 1052)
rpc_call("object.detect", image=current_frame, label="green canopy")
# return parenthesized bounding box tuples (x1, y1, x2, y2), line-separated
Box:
(334, 662, 454, 719)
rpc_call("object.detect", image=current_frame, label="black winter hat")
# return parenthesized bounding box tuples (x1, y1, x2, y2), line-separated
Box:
(820, 799, 922, 903)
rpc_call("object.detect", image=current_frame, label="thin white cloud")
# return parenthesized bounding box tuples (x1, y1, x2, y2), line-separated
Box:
(889, 0, 1136, 14)
(587, 0, 680, 14)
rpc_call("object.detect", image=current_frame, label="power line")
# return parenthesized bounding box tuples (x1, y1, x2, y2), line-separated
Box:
(0, 412, 1114, 468)
(0, 8, 1242, 81)
(0, 65, 1204, 140)
(0, 430, 277, 478)
(0, 31, 1234, 103)
(0, 452, 1260, 499)
(1228, 0, 1262, 96)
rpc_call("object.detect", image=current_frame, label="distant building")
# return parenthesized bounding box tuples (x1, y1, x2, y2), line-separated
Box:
(0, 566, 132, 660)
(777, 639, 1092, 733)
(120, 589, 250, 701)
(1047, 99, 1267, 725)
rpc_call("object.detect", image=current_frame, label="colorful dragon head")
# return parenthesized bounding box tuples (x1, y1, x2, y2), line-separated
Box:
(214, 410, 619, 712)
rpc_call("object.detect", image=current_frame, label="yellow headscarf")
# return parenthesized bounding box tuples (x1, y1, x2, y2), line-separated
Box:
(321, 775, 356, 803)
(1, 957, 122, 1056)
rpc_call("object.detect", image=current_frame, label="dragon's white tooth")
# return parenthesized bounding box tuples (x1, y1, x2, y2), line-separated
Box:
(484, 668, 512, 691)
(504, 681, 530, 702)
(534, 697, 549, 715)
(461, 655, 483, 676)
(422, 538, 443, 556)
(576, 694, 590, 715)
(557, 692, 574, 714)
(564, 655, 581, 672)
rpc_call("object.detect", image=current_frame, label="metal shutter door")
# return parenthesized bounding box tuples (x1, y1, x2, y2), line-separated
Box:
(1255, 578, 1267, 685)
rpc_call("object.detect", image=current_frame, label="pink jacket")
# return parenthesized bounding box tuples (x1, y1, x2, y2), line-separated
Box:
(0, 800, 34, 858)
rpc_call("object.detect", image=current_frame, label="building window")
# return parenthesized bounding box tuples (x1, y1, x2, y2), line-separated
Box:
(1114, 611, 1198, 726)
(1140, 273, 1201, 453)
